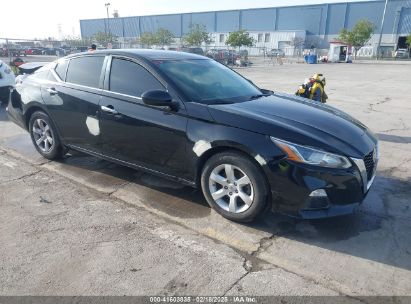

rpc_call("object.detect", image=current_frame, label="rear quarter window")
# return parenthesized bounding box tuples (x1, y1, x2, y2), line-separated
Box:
(66, 56, 104, 88)
(54, 59, 69, 81)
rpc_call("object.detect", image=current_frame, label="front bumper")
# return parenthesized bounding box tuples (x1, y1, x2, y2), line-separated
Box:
(265, 156, 377, 219)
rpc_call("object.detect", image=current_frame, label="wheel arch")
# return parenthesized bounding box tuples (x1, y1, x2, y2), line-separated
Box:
(24, 104, 49, 130)
(24, 104, 64, 145)
(195, 144, 270, 193)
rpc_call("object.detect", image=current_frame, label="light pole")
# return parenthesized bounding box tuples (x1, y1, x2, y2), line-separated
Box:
(376, 0, 389, 59)
(105, 2, 111, 40)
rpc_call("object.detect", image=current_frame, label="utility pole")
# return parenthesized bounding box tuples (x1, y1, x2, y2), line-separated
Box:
(105, 3, 111, 40)
(6, 38, 11, 64)
(376, 0, 388, 60)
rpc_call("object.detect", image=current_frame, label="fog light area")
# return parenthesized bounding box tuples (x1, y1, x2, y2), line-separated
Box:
(304, 189, 330, 210)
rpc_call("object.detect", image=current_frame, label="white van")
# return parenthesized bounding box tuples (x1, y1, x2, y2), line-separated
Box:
(0, 60, 16, 103)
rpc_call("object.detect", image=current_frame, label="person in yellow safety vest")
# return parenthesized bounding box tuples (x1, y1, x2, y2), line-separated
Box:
(309, 73, 328, 103)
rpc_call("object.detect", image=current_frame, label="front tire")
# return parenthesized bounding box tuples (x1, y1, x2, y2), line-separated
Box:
(29, 111, 66, 160)
(201, 151, 269, 222)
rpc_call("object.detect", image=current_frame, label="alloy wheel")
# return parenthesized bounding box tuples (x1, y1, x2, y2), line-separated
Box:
(208, 164, 254, 213)
(32, 119, 54, 153)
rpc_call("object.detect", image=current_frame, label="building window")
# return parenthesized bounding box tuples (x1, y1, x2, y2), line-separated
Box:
(258, 34, 263, 43)
(264, 33, 270, 43)
(219, 34, 225, 43)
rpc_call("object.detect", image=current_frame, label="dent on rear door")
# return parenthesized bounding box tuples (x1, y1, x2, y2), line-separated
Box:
(43, 84, 102, 151)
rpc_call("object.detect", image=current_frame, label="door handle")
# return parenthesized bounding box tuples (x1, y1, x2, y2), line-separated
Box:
(46, 88, 58, 95)
(101, 105, 119, 115)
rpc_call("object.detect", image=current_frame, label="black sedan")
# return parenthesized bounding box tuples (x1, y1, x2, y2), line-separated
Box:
(7, 50, 379, 222)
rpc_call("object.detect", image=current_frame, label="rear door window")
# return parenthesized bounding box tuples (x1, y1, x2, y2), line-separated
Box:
(109, 58, 164, 97)
(66, 56, 104, 88)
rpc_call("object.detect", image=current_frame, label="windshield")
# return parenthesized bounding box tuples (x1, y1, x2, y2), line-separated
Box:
(154, 59, 262, 104)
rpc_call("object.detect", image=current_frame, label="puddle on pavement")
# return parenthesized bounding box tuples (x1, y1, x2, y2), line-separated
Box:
(130, 172, 211, 219)
(61, 152, 211, 219)
(0, 133, 42, 162)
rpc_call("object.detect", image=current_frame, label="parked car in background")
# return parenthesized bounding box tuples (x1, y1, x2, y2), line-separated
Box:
(26, 48, 44, 55)
(206, 49, 230, 65)
(228, 50, 239, 64)
(268, 49, 285, 57)
(180, 47, 204, 56)
(7, 50, 379, 222)
(0, 48, 27, 57)
(43, 48, 66, 56)
(55, 48, 67, 56)
(394, 48, 409, 58)
(77, 46, 89, 52)
(238, 50, 249, 58)
(0, 60, 15, 103)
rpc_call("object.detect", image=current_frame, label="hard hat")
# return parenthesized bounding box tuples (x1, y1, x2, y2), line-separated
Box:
(313, 73, 323, 80)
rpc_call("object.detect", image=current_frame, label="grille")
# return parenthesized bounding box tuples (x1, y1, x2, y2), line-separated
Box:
(364, 150, 376, 181)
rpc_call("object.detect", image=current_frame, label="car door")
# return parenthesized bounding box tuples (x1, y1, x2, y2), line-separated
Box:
(43, 56, 106, 152)
(98, 56, 190, 180)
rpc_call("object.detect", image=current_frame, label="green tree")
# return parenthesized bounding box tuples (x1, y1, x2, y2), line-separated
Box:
(225, 30, 255, 50)
(183, 23, 212, 46)
(93, 31, 115, 47)
(155, 28, 175, 47)
(339, 19, 375, 59)
(63, 36, 92, 48)
(139, 32, 157, 47)
(406, 33, 411, 53)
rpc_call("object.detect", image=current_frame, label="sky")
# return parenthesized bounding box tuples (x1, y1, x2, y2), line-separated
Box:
(0, 0, 374, 40)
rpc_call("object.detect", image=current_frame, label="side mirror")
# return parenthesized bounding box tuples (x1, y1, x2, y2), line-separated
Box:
(142, 90, 174, 107)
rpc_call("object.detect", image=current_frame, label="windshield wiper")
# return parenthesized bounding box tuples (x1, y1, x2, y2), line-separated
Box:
(249, 94, 270, 100)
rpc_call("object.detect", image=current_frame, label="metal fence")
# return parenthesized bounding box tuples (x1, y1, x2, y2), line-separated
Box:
(1, 36, 409, 67)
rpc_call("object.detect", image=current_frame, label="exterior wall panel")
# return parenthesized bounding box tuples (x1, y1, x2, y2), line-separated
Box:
(277, 6, 324, 34)
(79, 0, 408, 50)
(216, 11, 240, 32)
(80, 19, 106, 37)
(241, 8, 276, 31)
(346, 2, 385, 30)
(398, 7, 411, 34)
(326, 3, 346, 35)
(191, 12, 215, 32)
(182, 14, 192, 36)
(140, 14, 181, 36)
(123, 17, 140, 38)
(107, 18, 124, 37)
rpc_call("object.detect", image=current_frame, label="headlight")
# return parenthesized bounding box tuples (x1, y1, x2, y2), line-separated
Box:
(271, 137, 352, 169)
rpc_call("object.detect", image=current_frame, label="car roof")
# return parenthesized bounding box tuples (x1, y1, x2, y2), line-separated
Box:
(66, 49, 208, 61)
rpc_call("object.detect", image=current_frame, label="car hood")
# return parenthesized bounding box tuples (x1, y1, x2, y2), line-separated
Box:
(207, 92, 377, 158)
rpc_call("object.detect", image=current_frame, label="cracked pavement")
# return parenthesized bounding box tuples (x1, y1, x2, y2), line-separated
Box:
(0, 152, 336, 296)
(1, 62, 411, 297)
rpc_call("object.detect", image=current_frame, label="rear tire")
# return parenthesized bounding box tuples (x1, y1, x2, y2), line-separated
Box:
(29, 111, 66, 160)
(0, 87, 10, 104)
(201, 151, 269, 222)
